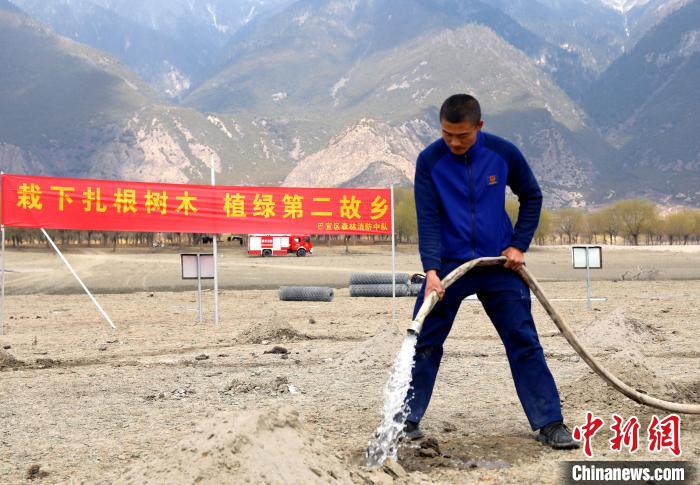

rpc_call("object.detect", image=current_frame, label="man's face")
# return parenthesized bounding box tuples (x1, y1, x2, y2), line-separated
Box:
(441, 119, 483, 155)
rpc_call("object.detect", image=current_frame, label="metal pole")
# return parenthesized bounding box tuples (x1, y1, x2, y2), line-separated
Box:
(1, 171, 4, 335)
(210, 161, 219, 325)
(585, 247, 592, 309)
(41, 228, 116, 329)
(197, 253, 203, 324)
(1, 225, 5, 336)
(390, 185, 396, 326)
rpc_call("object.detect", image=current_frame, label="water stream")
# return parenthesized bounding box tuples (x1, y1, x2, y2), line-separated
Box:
(365, 332, 417, 467)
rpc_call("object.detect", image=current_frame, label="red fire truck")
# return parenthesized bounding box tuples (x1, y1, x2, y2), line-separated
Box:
(247, 234, 314, 257)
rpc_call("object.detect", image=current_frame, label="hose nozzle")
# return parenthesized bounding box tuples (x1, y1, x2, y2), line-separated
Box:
(407, 320, 422, 336)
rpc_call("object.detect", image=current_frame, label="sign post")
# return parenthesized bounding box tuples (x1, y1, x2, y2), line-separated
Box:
(210, 162, 219, 326)
(390, 184, 396, 326)
(571, 245, 602, 308)
(181, 253, 215, 323)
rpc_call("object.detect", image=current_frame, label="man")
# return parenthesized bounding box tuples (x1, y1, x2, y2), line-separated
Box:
(404, 94, 578, 449)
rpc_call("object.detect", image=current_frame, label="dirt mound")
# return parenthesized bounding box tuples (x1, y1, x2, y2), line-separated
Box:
(562, 308, 678, 408)
(236, 322, 310, 344)
(120, 406, 357, 485)
(670, 380, 700, 403)
(0, 349, 25, 369)
(577, 307, 665, 352)
(342, 323, 403, 367)
(221, 376, 293, 395)
(236, 314, 312, 344)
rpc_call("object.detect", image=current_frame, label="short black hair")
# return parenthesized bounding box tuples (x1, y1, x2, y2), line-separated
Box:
(439, 94, 481, 124)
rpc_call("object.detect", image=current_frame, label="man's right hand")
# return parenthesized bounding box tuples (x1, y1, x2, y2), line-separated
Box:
(424, 270, 445, 301)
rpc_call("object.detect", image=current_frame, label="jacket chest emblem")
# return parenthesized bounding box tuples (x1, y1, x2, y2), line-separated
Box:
(488, 175, 498, 186)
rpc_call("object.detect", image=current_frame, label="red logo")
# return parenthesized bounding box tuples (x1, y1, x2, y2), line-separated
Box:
(573, 412, 683, 457)
(488, 175, 497, 185)
(610, 414, 641, 453)
(648, 414, 682, 456)
(573, 412, 605, 457)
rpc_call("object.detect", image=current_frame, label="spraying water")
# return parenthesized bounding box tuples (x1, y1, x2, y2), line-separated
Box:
(365, 332, 418, 467)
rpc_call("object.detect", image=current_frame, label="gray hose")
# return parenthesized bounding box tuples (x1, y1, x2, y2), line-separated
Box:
(278, 286, 334, 302)
(409, 256, 700, 414)
(408, 283, 424, 296)
(350, 284, 409, 297)
(350, 272, 410, 285)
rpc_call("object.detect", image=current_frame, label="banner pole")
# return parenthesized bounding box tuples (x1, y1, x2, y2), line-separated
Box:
(40, 228, 116, 329)
(1, 171, 5, 335)
(390, 185, 396, 326)
(1, 225, 5, 336)
(210, 161, 219, 325)
(585, 247, 592, 309)
(197, 253, 203, 324)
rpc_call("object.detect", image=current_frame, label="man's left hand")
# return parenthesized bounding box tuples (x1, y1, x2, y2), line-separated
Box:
(501, 246, 525, 271)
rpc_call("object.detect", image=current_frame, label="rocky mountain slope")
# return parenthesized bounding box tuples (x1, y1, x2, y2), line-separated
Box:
(10, 0, 293, 99)
(186, 0, 610, 207)
(584, 0, 700, 204)
(0, 3, 290, 186)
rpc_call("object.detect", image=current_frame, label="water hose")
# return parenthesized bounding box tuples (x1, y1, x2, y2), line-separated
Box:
(407, 256, 700, 414)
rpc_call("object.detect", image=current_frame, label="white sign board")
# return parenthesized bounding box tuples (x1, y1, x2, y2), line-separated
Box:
(572, 246, 602, 269)
(181, 253, 215, 279)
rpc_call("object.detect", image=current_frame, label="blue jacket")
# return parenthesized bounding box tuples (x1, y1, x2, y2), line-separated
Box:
(414, 131, 542, 272)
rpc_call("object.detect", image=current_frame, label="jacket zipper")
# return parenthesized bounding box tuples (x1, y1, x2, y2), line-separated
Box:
(467, 156, 477, 259)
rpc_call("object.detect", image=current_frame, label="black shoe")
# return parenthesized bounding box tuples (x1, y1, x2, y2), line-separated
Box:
(403, 421, 425, 440)
(537, 422, 580, 450)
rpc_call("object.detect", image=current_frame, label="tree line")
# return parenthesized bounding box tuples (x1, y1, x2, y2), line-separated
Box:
(1, 229, 219, 249)
(394, 189, 700, 246)
(3, 194, 699, 248)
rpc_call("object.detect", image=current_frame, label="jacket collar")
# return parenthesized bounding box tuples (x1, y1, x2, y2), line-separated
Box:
(443, 130, 484, 162)
(468, 130, 484, 158)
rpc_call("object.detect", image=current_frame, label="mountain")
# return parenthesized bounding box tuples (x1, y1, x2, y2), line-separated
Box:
(488, 0, 694, 76)
(488, 0, 628, 75)
(189, 0, 592, 108)
(0, 4, 290, 186)
(622, 0, 693, 47)
(3, 0, 696, 207)
(599, 0, 652, 13)
(283, 118, 423, 188)
(9, 0, 293, 99)
(186, 0, 610, 207)
(583, 0, 700, 204)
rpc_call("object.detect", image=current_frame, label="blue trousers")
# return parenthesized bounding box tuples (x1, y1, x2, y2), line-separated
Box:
(405, 261, 563, 430)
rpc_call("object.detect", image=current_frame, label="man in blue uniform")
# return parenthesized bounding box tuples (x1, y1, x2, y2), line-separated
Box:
(405, 94, 578, 449)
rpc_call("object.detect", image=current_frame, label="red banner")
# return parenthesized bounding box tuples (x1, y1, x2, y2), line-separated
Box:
(1, 174, 392, 235)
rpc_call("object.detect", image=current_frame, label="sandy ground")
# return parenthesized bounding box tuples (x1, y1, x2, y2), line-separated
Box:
(0, 245, 698, 484)
(3, 243, 700, 295)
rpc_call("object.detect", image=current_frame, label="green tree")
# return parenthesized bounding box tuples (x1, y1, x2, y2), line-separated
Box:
(693, 210, 700, 244)
(394, 187, 417, 244)
(596, 206, 622, 244)
(534, 208, 553, 245)
(505, 198, 519, 226)
(554, 207, 585, 244)
(664, 210, 696, 245)
(586, 210, 608, 244)
(613, 199, 657, 245)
